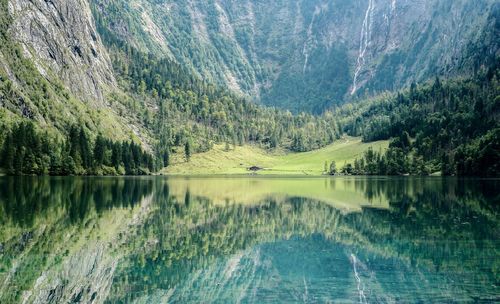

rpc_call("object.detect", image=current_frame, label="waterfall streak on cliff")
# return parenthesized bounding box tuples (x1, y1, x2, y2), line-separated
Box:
(351, 0, 374, 94)
(303, 6, 321, 74)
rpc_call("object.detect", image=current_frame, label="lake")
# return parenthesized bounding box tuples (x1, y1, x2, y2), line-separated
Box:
(0, 177, 498, 303)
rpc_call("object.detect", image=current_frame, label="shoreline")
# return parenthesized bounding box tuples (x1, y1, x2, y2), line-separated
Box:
(0, 174, 497, 180)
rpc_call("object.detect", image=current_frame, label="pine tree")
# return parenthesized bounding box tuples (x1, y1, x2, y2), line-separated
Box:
(49, 145, 63, 175)
(147, 154, 154, 172)
(79, 128, 91, 170)
(112, 142, 122, 169)
(122, 142, 132, 174)
(329, 161, 337, 175)
(11, 124, 27, 175)
(130, 142, 141, 169)
(94, 134, 106, 168)
(2, 132, 15, 174)
(14, 146, 25, 175)
(62, 154, 76, 175)
(23, 122, 41, 175)
(185, 141, 191, 162)
(162, 149, 170, 167)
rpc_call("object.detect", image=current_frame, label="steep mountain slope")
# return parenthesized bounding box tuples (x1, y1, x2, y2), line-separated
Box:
(0, 0, 345, 176)
(91, 0, 499, 112)
(0, 0, 137, 138)
(0, 0, 498, 177)
(8, 0, 116, 102)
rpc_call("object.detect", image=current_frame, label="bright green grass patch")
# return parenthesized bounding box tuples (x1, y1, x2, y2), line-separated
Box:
(163, 137, 389, 176)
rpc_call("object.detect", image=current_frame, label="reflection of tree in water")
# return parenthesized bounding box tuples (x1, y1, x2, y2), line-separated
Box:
(354, 177, 499, 209)
(107, 179, 499, 303)
(0, 177, 155, 227)
(0, 178, 498, 303)
(108, 195, 346, 303)
(344, 179, 499, 302)
(0, 177, 156, 304)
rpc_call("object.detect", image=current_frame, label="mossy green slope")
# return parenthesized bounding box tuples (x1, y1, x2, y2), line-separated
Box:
(163, 137, 389, 175)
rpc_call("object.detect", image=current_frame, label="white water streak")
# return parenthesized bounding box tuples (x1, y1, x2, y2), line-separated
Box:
(303, 276, 309, 302)
(303, 5, 321, 74)
(351, 254, 368, 304)
(351, 0, 375, 95)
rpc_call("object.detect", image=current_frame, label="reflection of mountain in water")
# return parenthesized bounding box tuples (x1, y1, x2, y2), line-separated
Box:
(110, 178, 499, 303)
(0, 177, 498, 303)
(0, 177, 157, 304)
(150, 235, 356, 303)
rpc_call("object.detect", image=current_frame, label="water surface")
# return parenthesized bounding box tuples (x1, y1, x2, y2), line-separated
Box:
(0, 177, 498, 303)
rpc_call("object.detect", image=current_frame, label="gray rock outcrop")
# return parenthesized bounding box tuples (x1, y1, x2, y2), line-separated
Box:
(8, 0, 116, 104)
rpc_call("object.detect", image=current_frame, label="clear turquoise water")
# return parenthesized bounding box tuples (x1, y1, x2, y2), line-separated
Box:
(0, 177, 498, 303)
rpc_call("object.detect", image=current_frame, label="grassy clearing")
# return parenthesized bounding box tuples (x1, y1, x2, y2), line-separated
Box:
(163, 137, 389, 176)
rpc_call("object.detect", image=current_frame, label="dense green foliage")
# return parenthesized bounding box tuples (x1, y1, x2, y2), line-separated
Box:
(0, 121, 154, 176)
(0, 0, 344, 176)
(95, 17, 341, 155)
(339, 144, 430, 176)
(0, 0, 498, 176)
(0, 0, 157, 177)
(336, 64, 500, 176)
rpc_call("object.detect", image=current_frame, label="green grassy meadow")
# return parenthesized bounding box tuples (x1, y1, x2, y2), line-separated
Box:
(163, 137, 389, 176)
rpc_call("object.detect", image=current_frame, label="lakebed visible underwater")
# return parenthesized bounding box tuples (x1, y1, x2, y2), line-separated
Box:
(0, 177, 498, 303)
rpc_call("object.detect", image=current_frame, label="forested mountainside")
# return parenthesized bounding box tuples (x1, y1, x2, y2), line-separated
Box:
(0, 0, 340, 175)
(91, 0, 498, 112)
(0, 0, 498, 176)
(335, 63, 500, 177)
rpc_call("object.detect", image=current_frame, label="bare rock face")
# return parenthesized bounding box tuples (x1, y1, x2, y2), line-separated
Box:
(8, 0, 116, 103)
(92, 0, 497, 113)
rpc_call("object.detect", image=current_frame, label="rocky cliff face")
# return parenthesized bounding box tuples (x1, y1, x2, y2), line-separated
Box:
(8, 0, 115, 103)
(92, 0, 498, 112)
(1, 0, 497, 115)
